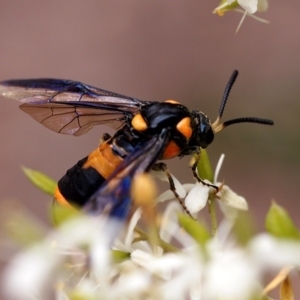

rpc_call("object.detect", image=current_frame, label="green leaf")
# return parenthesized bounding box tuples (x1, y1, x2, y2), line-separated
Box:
(232, 211, 256, 245)
(196, 149, 214, 182)
(265, 202, 300, 240)
(51, 203, 81, 227)
(112, 250, 130, 263)
(217, 0, 239, 11)
(178, 213, 211, 246)
(22, 166, 56, 196)
(68, 291, 97, 300)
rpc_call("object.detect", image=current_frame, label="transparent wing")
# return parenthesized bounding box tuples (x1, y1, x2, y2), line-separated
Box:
(0, 78, 154, 136)
(84, 130, 170, 219)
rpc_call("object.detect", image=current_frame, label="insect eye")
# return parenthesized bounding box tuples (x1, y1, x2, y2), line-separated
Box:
(198, 115, 214, 148)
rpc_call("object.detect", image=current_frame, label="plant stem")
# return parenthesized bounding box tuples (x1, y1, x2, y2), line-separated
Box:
(134, 227, 179, 253)
(208, 196, 218, 236)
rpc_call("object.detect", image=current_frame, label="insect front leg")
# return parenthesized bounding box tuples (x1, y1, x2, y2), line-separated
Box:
(191, 152, 219, 192)
(152, 163, 194, 219)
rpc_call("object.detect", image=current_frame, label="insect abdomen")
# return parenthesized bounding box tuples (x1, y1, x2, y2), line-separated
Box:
(54, 141, 123, 207)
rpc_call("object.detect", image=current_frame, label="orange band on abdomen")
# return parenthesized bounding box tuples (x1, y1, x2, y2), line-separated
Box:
(83, 141, 123, 179)
(54, 186, 73, 207)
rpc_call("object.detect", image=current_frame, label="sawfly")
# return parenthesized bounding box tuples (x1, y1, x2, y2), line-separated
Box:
(0, 70, 273, 219)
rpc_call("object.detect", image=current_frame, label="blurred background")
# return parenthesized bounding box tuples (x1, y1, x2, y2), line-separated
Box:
(0, 1, 299, 230)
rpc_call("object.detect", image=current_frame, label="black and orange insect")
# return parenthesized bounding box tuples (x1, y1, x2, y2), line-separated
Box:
(0, 70, 273, 219)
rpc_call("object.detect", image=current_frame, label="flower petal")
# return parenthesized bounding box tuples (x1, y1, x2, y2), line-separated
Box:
(171, 175, 187, 198)
(185, 183, 209, 213)
(151, 170, 186, 198)
(204, 248, 260, 299)
(218, 201, 240, 220)
(159, 202, 182, 243)
(250, 233, 300, 270)
(238, 0, 258, 14)
(131, 249, 187, 280)
(2, 244, 60, 300)
(156, 190, 176, 203)
(113, 208, 142, 252)
(182, 183, 196, 193)
(214, 154, 225, 183)
(257, 0, 268, 12)
(217, 184, 248, 210)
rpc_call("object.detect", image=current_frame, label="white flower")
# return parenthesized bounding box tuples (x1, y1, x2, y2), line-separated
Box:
(235, 0, 258, 14)
(154, 154, 248, 218)
(152, 167, 209, 215)
(2, 216, 119, 300)
(214, 0, 269, 32)
(213, 154, 248, 219)
(216, 0, 259, 14)
(250, 233, 300, 270)
(3, 151, 300, 300)
(204, 245, 261, 299)
(203, 221, 300, 300)
(3, 201, 300, 300)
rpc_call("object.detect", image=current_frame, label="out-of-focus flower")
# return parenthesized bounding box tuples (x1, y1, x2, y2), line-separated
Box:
(214, 0, 269, 32)
(257, 0, 268, 12)
(3, 151, 300, 299)
(2, 199, 300, 299)
(214, 0, 268, 15)
(2, 216, 114, 300)
(204, 236, 261, 299)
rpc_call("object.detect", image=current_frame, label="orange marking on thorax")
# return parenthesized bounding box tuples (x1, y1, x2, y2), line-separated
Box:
(162, 140, 181, 159)
(165, 99, 180, 104)
(176, 117, 193, 139)
(131, 113, 148, 131)
(83, 141, 123, 179)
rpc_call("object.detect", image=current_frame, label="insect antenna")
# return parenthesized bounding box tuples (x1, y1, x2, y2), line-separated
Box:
(212, 70, 274, 133)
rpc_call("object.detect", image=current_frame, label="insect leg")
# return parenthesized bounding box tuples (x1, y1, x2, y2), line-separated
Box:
(153, 162, 194, 219)
(191, 153, 219, 192)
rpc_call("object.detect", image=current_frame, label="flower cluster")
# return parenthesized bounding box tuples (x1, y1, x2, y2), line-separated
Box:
(1, 152, 300, 300)
(154, 153, 247, 219)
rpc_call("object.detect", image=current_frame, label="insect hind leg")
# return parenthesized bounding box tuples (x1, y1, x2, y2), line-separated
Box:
(152, 162, 194, 219)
